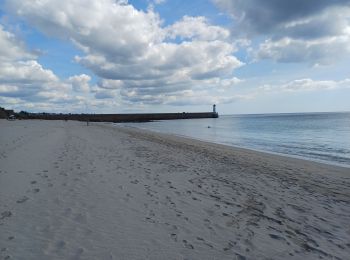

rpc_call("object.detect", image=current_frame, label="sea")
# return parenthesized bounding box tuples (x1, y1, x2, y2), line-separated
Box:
(120, 112, 350, 168)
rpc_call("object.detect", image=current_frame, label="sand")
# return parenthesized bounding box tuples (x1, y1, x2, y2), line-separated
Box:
(0, 119, 349, 260)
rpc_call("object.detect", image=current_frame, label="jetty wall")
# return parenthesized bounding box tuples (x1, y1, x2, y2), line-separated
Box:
(23, 112, 219, 122)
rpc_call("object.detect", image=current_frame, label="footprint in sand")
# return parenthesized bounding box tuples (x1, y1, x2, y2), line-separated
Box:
(269, 233, 284, 240)
(234, 253, 247, 260)
(1, 211, 12, 220)
(182, 240, 194, 249)
(32, 188, 40, 193)
(197, 237, 214, 248)
(16, 196, 29, 203)
(223, 241, 235, 251)
(170, 233, 177, 242)
(197, 237, 204, 241)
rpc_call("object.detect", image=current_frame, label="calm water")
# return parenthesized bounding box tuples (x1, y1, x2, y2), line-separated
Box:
(120, 112, 350, 168)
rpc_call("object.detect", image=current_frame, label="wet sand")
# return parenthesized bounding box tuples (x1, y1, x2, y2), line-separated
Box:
(1, 119, 349, 259)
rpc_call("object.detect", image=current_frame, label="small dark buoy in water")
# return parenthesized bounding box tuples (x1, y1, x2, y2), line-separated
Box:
(207, 126, 211, 128)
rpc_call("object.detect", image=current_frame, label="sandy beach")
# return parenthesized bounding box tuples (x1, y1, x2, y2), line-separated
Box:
(1, 119, 349, 260)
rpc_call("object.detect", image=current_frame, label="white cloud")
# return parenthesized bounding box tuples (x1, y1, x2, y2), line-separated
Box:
(166, 16, 230, 41)
(0, 60, 58, 84)
(256, 34, 350, 65)
(255, 8, 350, 65)
(0, 25, 93, 111)
(68, 74, 91, 92)
(0, 25, 36, 61)
(258, 78, 350, 93)
(164, 90, 251, 106)
(5, 0, 243, 105)
(0, 84, 18, 93)
(214, 0, 350, 65)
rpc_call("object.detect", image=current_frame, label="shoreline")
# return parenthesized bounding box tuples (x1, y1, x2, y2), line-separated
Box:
(116, 123, 350, 171)
(116, 112, 350, 169)
(1, 120, 350, 259)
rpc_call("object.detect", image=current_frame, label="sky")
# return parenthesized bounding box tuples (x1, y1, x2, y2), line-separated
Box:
(0, 0, 349, 115)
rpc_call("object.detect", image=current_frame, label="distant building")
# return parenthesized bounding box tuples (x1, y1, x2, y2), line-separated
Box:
(0, 107, 15, 119)
(8, 114, 16, 121)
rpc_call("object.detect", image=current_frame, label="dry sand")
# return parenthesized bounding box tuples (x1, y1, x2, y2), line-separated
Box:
(0, 119, 349, 260)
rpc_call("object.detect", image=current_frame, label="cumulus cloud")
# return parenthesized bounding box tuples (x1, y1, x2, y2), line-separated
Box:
(0, 60, 58, 84)
(5, 0, 243, 105)
(214, 0, 350, 35)
(68, 74, 91, 93)
(0, 25, 36, 61)
(214, 0, 350, 64)
(0, 25, 91, 111)
(166, 16, 230, 41)
(257, 35, 350, 65)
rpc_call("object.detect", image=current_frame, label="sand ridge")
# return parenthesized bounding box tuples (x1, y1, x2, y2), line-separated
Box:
(0, 119, 349, 259)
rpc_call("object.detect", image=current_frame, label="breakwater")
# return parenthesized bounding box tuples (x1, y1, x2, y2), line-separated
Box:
(22, 112, 219, 122)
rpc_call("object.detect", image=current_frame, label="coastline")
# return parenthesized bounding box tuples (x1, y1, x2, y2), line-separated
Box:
(119, 123, 350, 169)
(1, 120, 349, 259)
(117, 122, 350, 171)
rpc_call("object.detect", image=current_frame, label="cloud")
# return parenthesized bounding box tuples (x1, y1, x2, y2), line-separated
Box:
(166, 16, 230, 41)
(68, 74, 91, 92)
(164, 90, 251, 106)
(153, 0, 166, 5)
(213, 0, 350, 35)
(0, 25, 91, 111)
(0, 60, 58, 84)
(0, 25, 36, 61)
(258, 78, 350, 93)
(5, 0, 243, 105)
(256, 35, 350, 65)
(214, 0, 350, 64)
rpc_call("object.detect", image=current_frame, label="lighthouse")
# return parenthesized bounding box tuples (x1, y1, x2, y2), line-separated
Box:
(213, 104, 216, 113)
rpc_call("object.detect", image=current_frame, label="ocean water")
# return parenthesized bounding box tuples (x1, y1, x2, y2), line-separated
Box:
(120, 112, 350, 168)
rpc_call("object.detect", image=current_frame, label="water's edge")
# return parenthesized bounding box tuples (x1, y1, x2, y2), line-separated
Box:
(117, 124, 350, 169)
